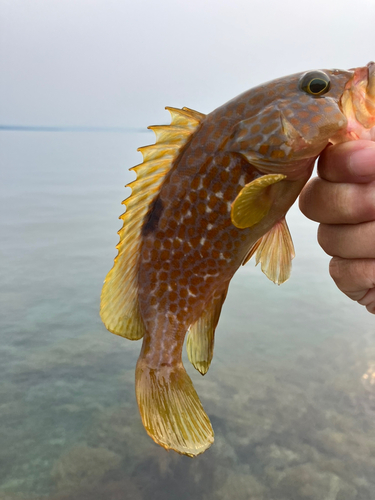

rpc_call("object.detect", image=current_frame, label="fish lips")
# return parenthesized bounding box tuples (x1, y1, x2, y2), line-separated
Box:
(345, 62, 375, 129)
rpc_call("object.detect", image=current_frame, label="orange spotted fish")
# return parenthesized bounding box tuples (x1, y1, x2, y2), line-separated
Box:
(101, 63, 375, 456)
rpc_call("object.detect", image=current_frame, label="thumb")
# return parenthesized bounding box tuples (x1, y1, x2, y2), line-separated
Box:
(318, 140, 375, 184)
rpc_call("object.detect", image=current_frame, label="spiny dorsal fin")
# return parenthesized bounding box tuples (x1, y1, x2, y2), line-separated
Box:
(100, 107, 206, 339)
(243, 217, 295, 285)
(231, 174, 286, 229)
(187, 289, 228, 375)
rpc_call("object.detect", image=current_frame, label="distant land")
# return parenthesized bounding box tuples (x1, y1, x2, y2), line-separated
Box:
(0, 125, 147, 133)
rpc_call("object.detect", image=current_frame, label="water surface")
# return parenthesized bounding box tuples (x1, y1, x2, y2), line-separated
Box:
(1, 131, 375, 500)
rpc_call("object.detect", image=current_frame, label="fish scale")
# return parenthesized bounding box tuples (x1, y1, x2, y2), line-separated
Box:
(101, 62, 375, 456)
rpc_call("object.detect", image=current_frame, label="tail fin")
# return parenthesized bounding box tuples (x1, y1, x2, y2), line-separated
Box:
(135, 360, 214, 457)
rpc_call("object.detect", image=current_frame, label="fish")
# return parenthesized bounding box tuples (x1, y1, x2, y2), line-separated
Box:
(100, 62, 375, 457)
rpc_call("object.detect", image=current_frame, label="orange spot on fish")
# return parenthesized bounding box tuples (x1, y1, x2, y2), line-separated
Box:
(191, 177, 200, 190)
(159, 297, 167, 308)
(222, 155, 230, 168)
(208, 196, 219, 209)
(271, 149, 286, 159)
(263, 123, 278, 134)
(298, 111, 309, 119)
(153, 260, 162, 270)
(190, 192, 198, 203)
(208, 211, 218, 223)
(236, 102, 246, 114)
(301, 124, 310, 136)
(188, 296, 196, 305)
(308, 105, 319, 113)
(157, 282, 168, 296)
(169, 303, 177, 313)
(224, 185, 235, 200)
(177, 311, 185, 321)
(219, 204, 227, 215)
(183, 241, 191, 253)
(220, 170, 229, 182)
(198, 202, 206, 215)
(151, 249, 158, 260)
(160, 250, 169, 260)
(259, 144, 269, 155)
(191, 236, 201, 248)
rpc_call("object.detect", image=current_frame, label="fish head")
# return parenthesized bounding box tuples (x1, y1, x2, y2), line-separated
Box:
(230, 64, 375, 177)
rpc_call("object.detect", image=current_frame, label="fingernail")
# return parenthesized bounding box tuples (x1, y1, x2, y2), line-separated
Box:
(349, 148, 375, 177)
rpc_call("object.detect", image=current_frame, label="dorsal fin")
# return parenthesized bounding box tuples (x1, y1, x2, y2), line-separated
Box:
(242, 217, 295, 285)
(100, 107, 206, 339)
(186, 288, 228, 375)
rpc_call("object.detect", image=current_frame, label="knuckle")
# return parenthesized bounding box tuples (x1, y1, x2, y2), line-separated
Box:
(329, 257, 344, 284)
(317, 224, 334, 255)
(299, 179, 320, 220)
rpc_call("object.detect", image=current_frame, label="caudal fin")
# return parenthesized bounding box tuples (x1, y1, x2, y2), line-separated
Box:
(135, 360, 214, 456)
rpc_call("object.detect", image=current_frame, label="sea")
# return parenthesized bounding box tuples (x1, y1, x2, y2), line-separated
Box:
(1, 130, 375, 500)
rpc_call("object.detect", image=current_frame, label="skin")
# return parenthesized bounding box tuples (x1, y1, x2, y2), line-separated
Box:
(299, 140, 375, 314)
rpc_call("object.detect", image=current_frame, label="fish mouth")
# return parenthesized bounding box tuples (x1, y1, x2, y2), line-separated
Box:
(367, 61, 375, 98)
(341, 62, 375, 136)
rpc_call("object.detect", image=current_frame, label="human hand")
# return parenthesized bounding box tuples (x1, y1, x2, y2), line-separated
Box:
(299, 140, 375, 314)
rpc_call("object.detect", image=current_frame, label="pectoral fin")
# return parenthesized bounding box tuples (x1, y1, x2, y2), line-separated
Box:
(243, 217, 295, 285)
(186, 288, 228, 375)
(231, 174, 286, 229)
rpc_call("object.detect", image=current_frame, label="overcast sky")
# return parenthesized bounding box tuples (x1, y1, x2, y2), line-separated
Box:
(1, 0, 375, 129)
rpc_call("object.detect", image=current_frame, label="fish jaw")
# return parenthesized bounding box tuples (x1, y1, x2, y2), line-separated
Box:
(332, 62, 375, 143)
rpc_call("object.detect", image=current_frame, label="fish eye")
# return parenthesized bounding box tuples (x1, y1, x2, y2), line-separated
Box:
(299, 71, 331, 96)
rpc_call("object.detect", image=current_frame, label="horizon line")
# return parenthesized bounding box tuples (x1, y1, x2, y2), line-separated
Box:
(0, 125, 147, 133)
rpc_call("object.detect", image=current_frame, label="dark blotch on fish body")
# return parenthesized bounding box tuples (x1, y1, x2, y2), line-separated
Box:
(142, 197, 164, 235)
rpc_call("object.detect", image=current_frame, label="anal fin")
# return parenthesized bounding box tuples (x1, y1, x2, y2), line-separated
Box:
(243, 217, 295, 285)
(186, 288, 228, 375)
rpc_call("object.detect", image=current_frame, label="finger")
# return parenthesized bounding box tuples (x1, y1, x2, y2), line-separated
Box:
(318, 221, 375, 258)
(329, 257, 375, 302)
(318, 140, 375, 183)
(299, 177, 375, 224)
(358, 288, 375, 314)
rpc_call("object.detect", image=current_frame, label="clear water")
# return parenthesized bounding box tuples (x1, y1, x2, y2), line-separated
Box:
(1, 131, 375, 500)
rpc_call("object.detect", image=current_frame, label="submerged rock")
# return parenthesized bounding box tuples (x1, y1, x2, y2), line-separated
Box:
(267, 462, 357, 500)
(213, 465, 267, 500)
(51, 480, 142, 500)
(51, 444, 121, 492)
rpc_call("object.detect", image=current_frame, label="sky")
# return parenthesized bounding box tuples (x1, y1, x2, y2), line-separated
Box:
(1, 0, 375, 130)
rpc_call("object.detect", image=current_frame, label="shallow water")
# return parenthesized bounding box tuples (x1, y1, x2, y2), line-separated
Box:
(1, 131, 375, 500)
